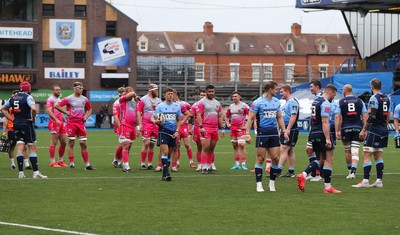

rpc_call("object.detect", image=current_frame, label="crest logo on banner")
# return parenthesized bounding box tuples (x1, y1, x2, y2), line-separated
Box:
(49, 19, 81, 49)
(56, 22, 75, 46)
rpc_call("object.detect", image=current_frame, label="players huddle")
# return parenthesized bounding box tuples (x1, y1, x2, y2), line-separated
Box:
(1, 79, 397, 194)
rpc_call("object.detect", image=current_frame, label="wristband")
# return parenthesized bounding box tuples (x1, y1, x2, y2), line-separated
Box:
(175, 130, 179, 133)
(200, 125, 204, 128)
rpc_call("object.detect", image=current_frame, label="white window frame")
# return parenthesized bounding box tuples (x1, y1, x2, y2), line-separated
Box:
(263, 63, 273, 81)
(251, 63, 261, 82)
(284, 63, 295, 83)
(319, 64, 329, 78)
(230, 37, 240, 53)
(230, 63, 240, 81)
(320, 43, 327, 53)
(286, 39, 294, 53)
(195, 63, 205, 81)
(196, 38, 204, 52)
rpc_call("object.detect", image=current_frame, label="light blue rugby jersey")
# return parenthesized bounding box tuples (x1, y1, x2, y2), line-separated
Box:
(154, 101, 183, 132)
(250, 95, 281, 130)
(281, 97, 299, 129)
(394, 103, 400, 119)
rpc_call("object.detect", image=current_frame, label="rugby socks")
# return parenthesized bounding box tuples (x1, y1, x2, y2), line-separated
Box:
(322, 166, 332, 183)
(17, 155, 24, 171)
(270, 165, 282, 181)
(309, 155, 317, 176)
(288, 168, 295, 174)
(346, 163, 351, 171)
(196, 152, 201, 167)
(24, 158, 30, 167)
(187, 149, 193, 162)
(140, 151, 146, 165)
(304, 160, 320, 175)
(241, 156, 246, 164)
(211, 153, 215, 164)
(81, 151, 89, 164)
(69, 155, 75, 165)
(376, 159, 384, 180)
(161, 156, 170, 177)
(29, 153, 38, 172)
(350, 164, 357, 174)
(146, 151, 153, 165)
(234, 156, 240, 166)
(363, 162, 372, 180)
(58, 145, 66, 159)
(115, 145, 123, 161)
(122, 150, 129, 163)
(9, 158, 15, 165)
(49, 145, 56, 163)
(177, 149, 181, 161)
(255, 164, 263, 182)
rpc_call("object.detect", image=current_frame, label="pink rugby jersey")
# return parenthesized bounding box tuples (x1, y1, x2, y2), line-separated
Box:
(226, 102, 249, 127)
(58, 95, 91, 123)
(119, 95, 138, 128)
(46, 95, 64, 122)
(190, 101, 200, 128)
(137, 94, 162, 125)
(112, 99, 122, 132)
(196, 97, 222, 129)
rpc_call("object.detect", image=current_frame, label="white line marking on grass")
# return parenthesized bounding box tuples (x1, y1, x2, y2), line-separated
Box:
(0, 221, 99, 235)
(1, 172, 400, 181)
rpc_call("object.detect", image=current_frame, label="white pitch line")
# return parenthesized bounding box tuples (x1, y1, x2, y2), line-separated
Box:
(0, 221, 99, 235)
(1, 172, 400, 181)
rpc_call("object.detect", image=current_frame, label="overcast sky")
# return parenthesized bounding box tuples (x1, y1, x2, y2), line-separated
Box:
(109, 0, 349, 34)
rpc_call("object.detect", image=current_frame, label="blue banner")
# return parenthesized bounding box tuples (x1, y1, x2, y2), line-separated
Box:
(89, 90, 119, 102)
(35, 114, 96, 128)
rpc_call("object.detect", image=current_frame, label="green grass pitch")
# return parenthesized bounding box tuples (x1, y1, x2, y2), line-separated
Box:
(0, 129, 399, 234)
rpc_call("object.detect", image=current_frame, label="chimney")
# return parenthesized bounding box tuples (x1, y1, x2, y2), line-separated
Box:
(203, 21, 214, 36)
(291, 23, 302, 37)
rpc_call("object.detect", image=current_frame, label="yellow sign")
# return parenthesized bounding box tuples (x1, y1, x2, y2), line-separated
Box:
(0, 73, 33, 84)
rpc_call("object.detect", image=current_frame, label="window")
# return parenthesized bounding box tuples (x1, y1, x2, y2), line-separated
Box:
(196, 38, 204, 52)
(74, 51, 86, 63)
(286, 39, 294, 53)
(0, 43, 34, 69)
(230, 37, 239, 53)
(43, 51, 54, 63)
(320, 43, 327, 53)
(139, 41, 147, 51)
(284, 64, 295, 83)
(230, 63, 240, 81)
(252, 63, 261, 81)
(106, 21, 117, 36)
(319, 64, 328, 78)
(174, 44, 184, 50)
(195, 64, 205, 81)
(75, 5, 86, 17)
(43, 4, 55, 17)
(263, 63, 273, 81)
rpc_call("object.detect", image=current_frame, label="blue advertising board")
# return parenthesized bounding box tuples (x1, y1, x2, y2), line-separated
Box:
(35, 114, 96, 128)
(93, 37, 130, 66)
(89, 90, 119, 102)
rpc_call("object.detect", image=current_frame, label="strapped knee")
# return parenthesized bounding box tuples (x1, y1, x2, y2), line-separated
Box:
(344, 144, 351, 151)
(350, 141, 360, 156)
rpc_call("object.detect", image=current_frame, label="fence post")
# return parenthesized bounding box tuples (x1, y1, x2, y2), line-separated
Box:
(209, 64, 213, 84)
(184, 65, 188, 101)
(158, 64, 162, 96)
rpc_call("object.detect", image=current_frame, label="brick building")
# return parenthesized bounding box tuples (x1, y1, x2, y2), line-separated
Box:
(0, 0, 138, 116)
(137, 22, 357, 103)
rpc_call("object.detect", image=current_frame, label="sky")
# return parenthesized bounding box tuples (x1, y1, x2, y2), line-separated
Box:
(109, 0, 349, 34)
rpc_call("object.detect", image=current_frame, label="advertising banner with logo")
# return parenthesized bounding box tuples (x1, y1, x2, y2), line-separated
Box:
(49, 19, 82, 49)
(0, 73, 34, 85)
(0, 89, 73, 101)
(93, 37, 130, 66)
(45, 68, 85, 79)
(35, 114, 96, 128)
(89, 90, 119, 102)
(0, 27, 33, 39)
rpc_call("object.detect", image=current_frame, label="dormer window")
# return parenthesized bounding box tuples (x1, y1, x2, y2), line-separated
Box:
(138, 35, 148, 52)
(230, 37, 239, 53)
(319, 39, 328, 53)
(286, 39, 294, 53)
(196, 38, 204, 52)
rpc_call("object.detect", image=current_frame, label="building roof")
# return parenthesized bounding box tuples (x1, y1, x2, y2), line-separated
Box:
(138, 23, 355, 56)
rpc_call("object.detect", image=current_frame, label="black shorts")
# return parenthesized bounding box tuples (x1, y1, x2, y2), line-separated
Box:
(341, 128, 361, 143)
(309, 132, 335, 154)
(280, 129, 299, 147)
(157, 130, 177, 148)
(14, 124, 36, 144)
(364, 126, 388, 148)
(7, 131, 16, 148)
